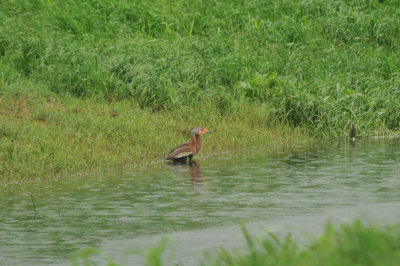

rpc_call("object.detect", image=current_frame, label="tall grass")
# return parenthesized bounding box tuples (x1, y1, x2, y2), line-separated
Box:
(1, 0, 400, 138)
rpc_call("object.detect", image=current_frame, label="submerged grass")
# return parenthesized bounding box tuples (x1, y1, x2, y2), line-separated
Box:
(1, 0, 400, 180)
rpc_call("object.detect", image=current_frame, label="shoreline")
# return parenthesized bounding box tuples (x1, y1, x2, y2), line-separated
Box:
(0, 94, 314, 183)
(1, 93, 399, 184)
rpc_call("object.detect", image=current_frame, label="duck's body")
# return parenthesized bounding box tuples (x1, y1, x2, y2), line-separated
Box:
(165, 142, 194, 163)
(165, 127, 208, 163)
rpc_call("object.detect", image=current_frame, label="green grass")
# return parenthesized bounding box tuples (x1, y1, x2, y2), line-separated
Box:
(206, 220, 400, 266)
(71, 220, 400, 266)
(0, 92, 309, 181)
(1, 0, 400, 180)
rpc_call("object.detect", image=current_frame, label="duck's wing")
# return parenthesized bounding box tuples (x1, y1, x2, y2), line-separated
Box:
(165, 142, 192, 160)
(167, 142, 189, 154)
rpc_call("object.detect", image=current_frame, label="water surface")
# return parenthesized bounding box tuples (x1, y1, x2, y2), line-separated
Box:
(1, 138, 399, 265)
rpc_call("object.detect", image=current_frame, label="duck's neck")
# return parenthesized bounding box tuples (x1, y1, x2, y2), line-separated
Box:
(190, 135, 196, 155)
(195, 135, 201, 155)
(190, 134, 201, 156)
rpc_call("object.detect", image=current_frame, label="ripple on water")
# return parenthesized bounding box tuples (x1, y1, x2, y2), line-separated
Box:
(0, 138, 400, 265)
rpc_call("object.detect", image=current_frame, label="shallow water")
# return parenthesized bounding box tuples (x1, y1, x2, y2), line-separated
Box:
(1, 138, 399, 265)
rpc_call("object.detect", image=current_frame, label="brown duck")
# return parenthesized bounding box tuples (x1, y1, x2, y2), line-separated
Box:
(165, 127, 209, 163)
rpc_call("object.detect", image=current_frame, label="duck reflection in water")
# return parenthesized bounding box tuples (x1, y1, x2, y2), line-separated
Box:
(189, 162, 202, 189)
(167, 162, 205, 194)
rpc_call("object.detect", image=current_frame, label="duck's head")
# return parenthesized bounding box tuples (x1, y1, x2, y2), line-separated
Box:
(191, 127, 210, 136)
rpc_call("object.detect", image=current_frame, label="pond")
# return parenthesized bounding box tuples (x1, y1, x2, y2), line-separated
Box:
(0, 138, 399, 265)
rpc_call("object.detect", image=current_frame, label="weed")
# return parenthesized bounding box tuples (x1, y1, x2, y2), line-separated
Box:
(209, 220, 400, 266)
(70, 220, 400, 266)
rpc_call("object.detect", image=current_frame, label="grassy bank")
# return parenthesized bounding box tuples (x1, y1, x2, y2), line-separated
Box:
(71, 220, 400, 265)
(0, 92, 309, 181)
(1, 0, 400, 180)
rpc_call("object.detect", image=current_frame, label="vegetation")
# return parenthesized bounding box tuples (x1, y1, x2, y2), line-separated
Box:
(0, 93, 308, 181)
(206, 220, 400, 266)
(1, 0, 400, 180)
(71, 220, 400, 265)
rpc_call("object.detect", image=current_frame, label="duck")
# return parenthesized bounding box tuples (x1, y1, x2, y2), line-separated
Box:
(165, 127, 209, 163)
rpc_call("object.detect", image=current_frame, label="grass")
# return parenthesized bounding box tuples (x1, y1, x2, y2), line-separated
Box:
(0, 92, 309, 181)
(70, 220, 400, 266)
(1, 0, 400, 180)
(206, 220, 400, 266)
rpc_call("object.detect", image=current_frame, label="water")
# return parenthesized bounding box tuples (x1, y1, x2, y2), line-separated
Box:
(1, 138, 399, 265)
